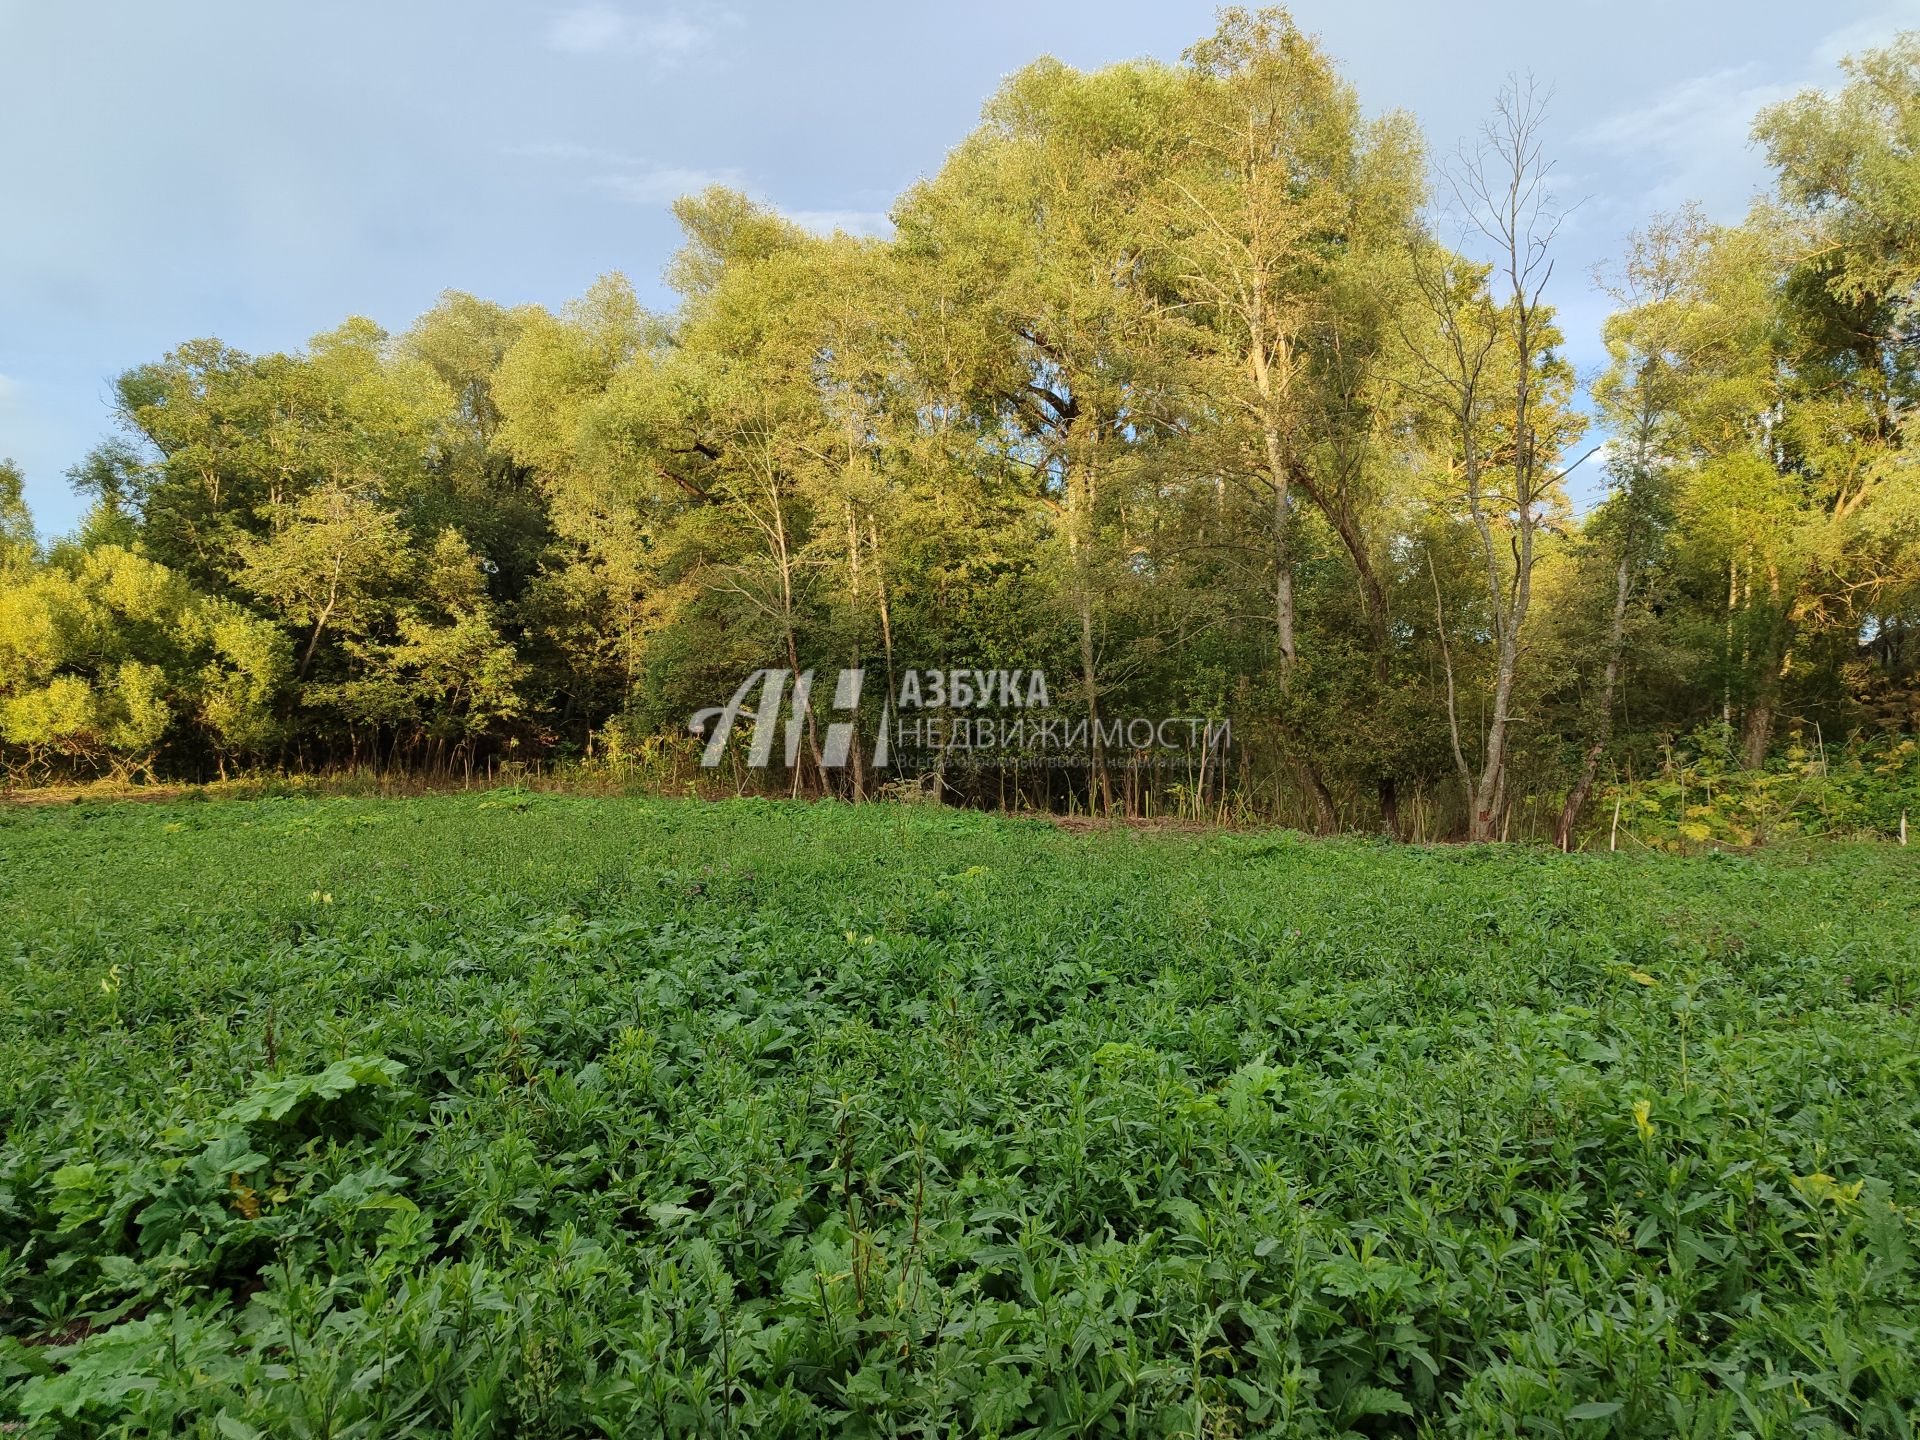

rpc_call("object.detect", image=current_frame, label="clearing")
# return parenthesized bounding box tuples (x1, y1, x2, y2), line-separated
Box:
(1, 795, 1916, 1435)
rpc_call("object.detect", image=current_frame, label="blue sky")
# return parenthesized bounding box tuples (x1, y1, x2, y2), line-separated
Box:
(3, 0, 1916, 533)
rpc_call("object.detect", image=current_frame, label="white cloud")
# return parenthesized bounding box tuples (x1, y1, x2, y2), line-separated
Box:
(506, 142, 741, 205)
(1582, 7, 1920, 221)
(508, 143, 885, 229)
(545, 5, 733, 64)
(782, 209, 893, 237)
(594, 165, 746, 204)
(505, 141, 628, 166)
(1584, 66, 1786, 156)
(1581, 64, 1793, 217)
(1813, 2, 1919, 68)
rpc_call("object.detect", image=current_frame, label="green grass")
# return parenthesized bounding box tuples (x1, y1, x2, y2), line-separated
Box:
(1, 794, 1917, 1437)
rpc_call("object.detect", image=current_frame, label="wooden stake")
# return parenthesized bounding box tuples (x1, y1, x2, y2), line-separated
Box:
(1610, 795, 1622, 853)
(1902, 810, 1909, 847)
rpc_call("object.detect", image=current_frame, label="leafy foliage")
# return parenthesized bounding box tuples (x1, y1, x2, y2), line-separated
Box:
(2, 15, 1918, 842)
(1, 796, 1916, 1434)
(1608, 727, 1920, 849)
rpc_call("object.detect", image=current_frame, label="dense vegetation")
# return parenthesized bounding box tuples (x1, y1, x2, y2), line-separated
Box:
(0, 795, 1916, 1434)
(3, 13, 1919, 841)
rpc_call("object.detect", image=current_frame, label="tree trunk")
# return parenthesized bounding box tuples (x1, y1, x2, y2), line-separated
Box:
(1078, 596, 1109, 813)
(1469, 635, 1518, 842)
(1262, 426, 1298, 669)
(297, 603, 333, 682)
(844, 501, 866, 801)
(1741, 587, 1790, 770)
(1299, 760, 1338, 834)
(1285, 462, 1407, 836)
(1557, 542, 1633, 849)
(1377, 776, 1402, 839)
(1065, 428, 1110, 815)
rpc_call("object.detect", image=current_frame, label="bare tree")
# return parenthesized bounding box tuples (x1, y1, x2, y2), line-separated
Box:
(1405, 79, 1581, 841)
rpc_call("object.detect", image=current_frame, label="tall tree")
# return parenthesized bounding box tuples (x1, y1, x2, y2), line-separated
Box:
(897, 57, 1185, 808)
(1405, 81, 1582, 840)
(1554, 213, 1698, 846)
(1167, 8, 1425, 829)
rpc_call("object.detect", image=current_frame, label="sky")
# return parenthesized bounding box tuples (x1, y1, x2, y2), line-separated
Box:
(3, 0, 1917, 535)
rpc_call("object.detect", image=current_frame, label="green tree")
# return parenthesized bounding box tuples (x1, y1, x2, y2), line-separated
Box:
(897, 57, 1186, 806)
(0, 545, 289, 780)
(233, 484, 414, 682)
(0, 459, 35, 574)
(1164, 9, 1427, 829)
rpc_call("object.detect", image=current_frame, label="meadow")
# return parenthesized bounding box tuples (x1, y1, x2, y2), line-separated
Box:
(1, 794, 1917, 1436)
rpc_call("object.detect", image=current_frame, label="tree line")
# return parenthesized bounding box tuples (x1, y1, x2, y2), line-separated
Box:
(3, 11, 1916, 839)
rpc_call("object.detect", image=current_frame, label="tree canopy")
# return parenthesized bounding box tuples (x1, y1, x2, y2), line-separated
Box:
(4, 11, 1916, 838)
